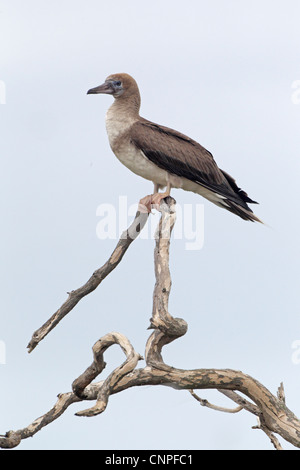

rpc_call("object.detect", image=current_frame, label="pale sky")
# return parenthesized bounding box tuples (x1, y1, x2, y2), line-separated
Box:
(0, 0, 300, 450)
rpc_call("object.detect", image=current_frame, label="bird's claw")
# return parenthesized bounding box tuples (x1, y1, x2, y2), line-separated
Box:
(138, 193, 170, 214)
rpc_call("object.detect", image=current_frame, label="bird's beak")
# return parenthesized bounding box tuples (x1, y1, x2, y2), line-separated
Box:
(87, 82, 113, 95)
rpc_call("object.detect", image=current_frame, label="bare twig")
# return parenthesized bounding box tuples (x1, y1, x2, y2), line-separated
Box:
(27, 209, 149, 353)
(189, 390, 243, 413)
(0, 392, 80, 448)
(218, 389, 260, 416)
(218, 389, 284, 448)
(253, 416, 284, 450)
(277, 382, 286, 404)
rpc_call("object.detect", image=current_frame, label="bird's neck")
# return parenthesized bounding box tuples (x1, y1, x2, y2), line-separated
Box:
(105, 97, 140, 150)
(110, 92, 141, 118)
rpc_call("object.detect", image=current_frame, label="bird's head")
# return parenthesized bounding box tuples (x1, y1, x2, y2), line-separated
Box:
(87, 73, 140, 101)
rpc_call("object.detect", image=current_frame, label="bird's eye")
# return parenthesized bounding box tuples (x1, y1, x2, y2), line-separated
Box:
(114, 80, 122, 87)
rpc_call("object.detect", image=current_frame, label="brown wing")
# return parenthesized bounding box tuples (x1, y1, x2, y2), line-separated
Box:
(130, 119, 257, 209)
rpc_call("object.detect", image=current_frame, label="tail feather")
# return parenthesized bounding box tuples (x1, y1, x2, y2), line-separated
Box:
(223, 199, 263, 223)
(218, 169, 262, 222)
(220, 169, 259, 205)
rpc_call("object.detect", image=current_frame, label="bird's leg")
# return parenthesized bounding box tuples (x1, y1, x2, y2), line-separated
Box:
(153, 183, 159, 193)
(151, 182, 171, 207)
(139, 182, 171, 213)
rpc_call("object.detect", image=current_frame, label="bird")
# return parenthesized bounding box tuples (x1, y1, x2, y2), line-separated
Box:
(87, 73, 261, 222)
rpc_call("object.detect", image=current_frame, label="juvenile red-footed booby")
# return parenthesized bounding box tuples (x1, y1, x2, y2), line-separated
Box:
(87, 73, 261, 222)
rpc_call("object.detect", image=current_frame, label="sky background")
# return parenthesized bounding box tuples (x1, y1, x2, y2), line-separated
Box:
(1, 0, 300, 450)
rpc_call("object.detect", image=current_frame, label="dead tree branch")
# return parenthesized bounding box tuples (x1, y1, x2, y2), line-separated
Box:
(2, 197, 300, 449)
(189, 390, 243, 413)
(27, 209, 149, 353)
(73, 332, 143, 417)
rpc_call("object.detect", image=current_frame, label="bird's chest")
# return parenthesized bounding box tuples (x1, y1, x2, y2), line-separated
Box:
(105, 109, 133, 155)
(105, 112, 168, 185)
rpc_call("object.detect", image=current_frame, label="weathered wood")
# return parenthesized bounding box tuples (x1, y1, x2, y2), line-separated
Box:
(73, 332, 142, 417)
(1, 197, 299, 450)
(145, 197, 188, 369)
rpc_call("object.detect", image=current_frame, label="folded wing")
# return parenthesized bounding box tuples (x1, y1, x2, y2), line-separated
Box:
(130, 119, 258, 216)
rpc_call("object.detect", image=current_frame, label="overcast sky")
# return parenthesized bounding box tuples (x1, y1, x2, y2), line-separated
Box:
(1, 0, 300, 450)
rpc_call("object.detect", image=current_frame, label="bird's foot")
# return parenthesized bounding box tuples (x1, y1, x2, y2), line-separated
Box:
(138, 192, 170, 213)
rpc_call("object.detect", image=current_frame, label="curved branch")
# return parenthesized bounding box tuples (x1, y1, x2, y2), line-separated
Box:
(2, 364, 299, 449)
(189, 390, 243, 413)
(73, 332, 142, 417)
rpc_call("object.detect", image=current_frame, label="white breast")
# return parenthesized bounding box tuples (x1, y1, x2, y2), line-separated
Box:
(105, 105, 170, 187)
